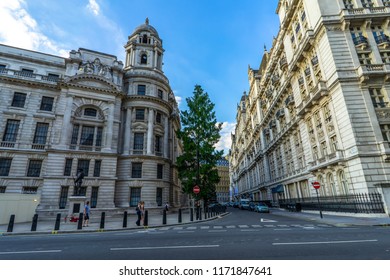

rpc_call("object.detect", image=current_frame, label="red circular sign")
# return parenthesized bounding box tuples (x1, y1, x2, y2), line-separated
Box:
(312, 181, 321, 189)
(193, 185, 200, 194)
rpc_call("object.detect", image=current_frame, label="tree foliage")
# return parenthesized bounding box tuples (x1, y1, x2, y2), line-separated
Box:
(176, 85, 223, 202)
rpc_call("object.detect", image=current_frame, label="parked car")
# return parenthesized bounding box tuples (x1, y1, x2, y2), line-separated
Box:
(254, 202, 270, 213)
(239, 199, 251, 210)
(249, 202, 257, 211)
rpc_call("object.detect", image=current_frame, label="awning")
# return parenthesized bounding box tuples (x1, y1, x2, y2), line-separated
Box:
(272, 184, 284, 193)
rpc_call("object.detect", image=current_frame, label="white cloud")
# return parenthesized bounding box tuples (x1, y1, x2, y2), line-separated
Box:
(87, 0, 100, 16)
(0, 0, 68, 57)
(216, 121, 236, 155)
(175, 95, 182, 107)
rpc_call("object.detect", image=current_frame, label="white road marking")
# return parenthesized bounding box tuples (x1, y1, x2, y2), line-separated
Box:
(208, 230, 227, 233)
(272, 239, 378, 246)
(261, 218, 277, 222)
(110, 245, 219, 251)
(0, 250, 62, 255)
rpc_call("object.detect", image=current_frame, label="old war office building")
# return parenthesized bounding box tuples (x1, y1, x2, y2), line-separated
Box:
(0, 19, 183, 218)
(230, 0, 390, 215)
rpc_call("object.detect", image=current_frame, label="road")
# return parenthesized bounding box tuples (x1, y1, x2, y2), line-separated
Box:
(1, 208, 389, 260)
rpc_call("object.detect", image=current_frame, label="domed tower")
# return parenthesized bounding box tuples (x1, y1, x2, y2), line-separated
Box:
(116, 19, 182, 209)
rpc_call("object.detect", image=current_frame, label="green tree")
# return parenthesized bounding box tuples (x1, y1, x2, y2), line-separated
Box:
(176, 85, 223, 202)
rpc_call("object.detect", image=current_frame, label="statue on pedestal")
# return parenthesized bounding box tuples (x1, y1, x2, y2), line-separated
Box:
(74, 168, 85, 196)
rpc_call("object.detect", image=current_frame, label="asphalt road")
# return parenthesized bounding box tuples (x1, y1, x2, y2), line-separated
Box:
(1, 208, 389, 260)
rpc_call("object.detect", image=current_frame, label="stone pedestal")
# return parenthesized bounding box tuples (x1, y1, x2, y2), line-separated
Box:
(68, 196, 87, 217)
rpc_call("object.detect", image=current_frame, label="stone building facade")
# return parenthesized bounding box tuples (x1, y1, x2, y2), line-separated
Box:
(0, 19, 183, 218)
(215, 157, 230, 203)
(230, 0, 390, 214)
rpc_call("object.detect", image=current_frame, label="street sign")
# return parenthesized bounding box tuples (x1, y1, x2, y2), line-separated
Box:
(193, 185, 200, 194)
(312, 181, 320, 189)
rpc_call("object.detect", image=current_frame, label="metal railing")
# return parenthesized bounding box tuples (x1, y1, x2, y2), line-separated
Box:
(279, 193, 385, 214)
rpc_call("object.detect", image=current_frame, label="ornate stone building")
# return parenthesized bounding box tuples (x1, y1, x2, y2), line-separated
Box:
(0, 19, 183, 218)
(230, 0, 390, 214)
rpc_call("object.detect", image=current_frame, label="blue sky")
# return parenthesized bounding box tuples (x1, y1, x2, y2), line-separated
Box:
(0, 0, 280, 154)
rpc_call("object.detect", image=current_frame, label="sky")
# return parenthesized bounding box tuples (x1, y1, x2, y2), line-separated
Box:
(0, 0, 280, 155)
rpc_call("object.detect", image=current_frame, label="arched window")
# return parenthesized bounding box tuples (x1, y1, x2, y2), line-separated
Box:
(71, 106, 104, 151)
(142, 34, 148, 44)
(141, 53, 147, 64)
(317, 175, 326, 196)
(327, 172, 336, 196)
(338, 170, 349, 195)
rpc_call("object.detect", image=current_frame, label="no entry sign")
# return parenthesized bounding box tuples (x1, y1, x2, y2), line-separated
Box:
(312, 181, 320, 189)
(193, 185, 200, 194)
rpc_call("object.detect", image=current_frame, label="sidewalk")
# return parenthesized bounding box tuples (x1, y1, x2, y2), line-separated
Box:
(270, 208, 390, 227)
(0, 210, 224, 236)
(1, 208, 390, 236)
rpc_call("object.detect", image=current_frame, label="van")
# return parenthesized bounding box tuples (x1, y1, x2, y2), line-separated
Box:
(239, 199, 250, 210)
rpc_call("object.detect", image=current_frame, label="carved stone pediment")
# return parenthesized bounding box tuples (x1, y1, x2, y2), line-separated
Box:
(64, 74, 121, 92)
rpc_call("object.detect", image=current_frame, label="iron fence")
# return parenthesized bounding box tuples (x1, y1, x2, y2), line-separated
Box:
(279, 192, 385, 214)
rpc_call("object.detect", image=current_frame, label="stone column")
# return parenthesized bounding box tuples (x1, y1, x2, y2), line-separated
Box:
(147, 109, 154, 155)
(103, 102, 115, 151)
(59, 94, 74, 148)
(163, 115, 169, 158)
(123, 108, 132, 155)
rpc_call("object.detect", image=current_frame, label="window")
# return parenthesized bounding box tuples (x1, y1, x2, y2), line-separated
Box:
(0, 158, 12, 176)
(11, 92, 27, 108)
(358, 53, 372, 65)
(343, 0, 354, 9)
(380, 51, 390, 63)
(381, 124, 390, 141)
(137, 85, 146, 95)
(327, 173, 336, 196)
(77, 159, 90, 177)
(338, 170, 349, 195)
(361, 0, 374, 8)
(64, 158, 73, 176)
(131, 162, 142, 178)
(93, 160, 102, 177)
(91, 187, 99, 208)
(156, 112, 162, 124)
(369, 88, 388, 108)
(46, 73, 59, 82)
(135, 109, 145, 120)
(155, 135, 162, 155)
(384, 0, 390, 6)
(323, 103, 332, 123)
(158, 89, 163, 99)
(0, 186, 6, 193)
(157, 164, 163, 179)
(84, 108, 97, 117)
(40, 96, 54, 111)
(27, 160, 42, 177)
(133, 133, 144, 153)
(156, 188, 163, 206)
(320, 141, 327, 157)
(350, 27, 368, 46)
(32, 123, 49, 149)
(141, 53, 147, 64)
(2, 119, 20, 147)
(70, 124, 102, 150)
(59, 186, 69, 209)
(129, 187, 141, 207)
(330, 135, 339, 153)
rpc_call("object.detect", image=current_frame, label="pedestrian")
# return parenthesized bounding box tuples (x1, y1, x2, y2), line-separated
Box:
(83, 201, 90, 227)
(135, 202, 142, 226)
(165, 202, 169, 211)
(140, 201, 145, 225)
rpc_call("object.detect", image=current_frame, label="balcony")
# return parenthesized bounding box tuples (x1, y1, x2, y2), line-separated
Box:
(0, 68, 61, 86)
(357, 64, 390, 84)
(375, 34, 390, 49)
(285, 95, 295, 106)
(276, 108, 285, 119)
(297, 81, 328, 115)
(353, 35, 369, 50)
(308, 151, 345, 172)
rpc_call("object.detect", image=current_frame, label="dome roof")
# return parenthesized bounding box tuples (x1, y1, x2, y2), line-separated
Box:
(132, 18, 159, 38)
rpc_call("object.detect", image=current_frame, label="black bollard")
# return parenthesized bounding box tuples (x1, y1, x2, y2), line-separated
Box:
(100, 212, 105, 229)
(199, 208, 202, 220)
(178, 209, 182, 223)
(7, 214, 15, 232)
(77, 213, 83, 229)
(163, 210, 167, 224)
(204, 208, 207, 220)
(190, 208, 193, 221)
(123, 211, 128, 228)
(144, 210, 148, 226)
(54, 213, 61, 231)
(31, 214, 38, 231)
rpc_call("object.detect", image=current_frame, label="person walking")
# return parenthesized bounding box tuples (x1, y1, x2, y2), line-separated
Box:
(135, 202, 142, 226)
(83, 201, 90, 227)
